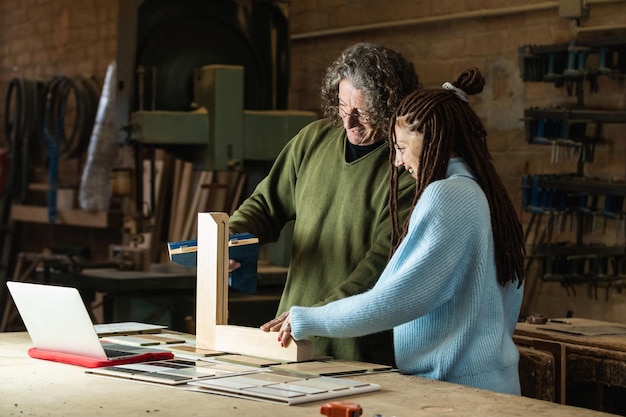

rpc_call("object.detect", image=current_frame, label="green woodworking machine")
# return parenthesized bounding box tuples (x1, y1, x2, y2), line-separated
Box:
(113, 0, 316, 268)
(116, 0, 316, 170)
(126, 64, 315, 171)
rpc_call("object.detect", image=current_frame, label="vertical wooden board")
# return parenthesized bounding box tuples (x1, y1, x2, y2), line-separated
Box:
(171, 161, 193, 241)
(229, 172, 246, 214)
(182, 171, 213, 240)
(222, 170, 242, 212)
(167, 158, 183, 242)
(180, 171, 202, 241)
(196, 212, 229, 350)
(206, 172, 229, 212)
(195, 211, 314, 361)
(151, 153, 173, 262)
(137, 154, 166, 262)
(191, 171, 213, 240)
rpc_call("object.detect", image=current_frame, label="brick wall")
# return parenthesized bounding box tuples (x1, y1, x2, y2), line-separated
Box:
(0, 0, 117, 187)
(0, 0, 117, 90)
(1, 0, 625, 321)
(287, 0, 626, 322)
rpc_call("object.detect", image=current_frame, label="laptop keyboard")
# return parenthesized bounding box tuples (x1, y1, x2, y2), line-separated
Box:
(104, 348, 135, 358)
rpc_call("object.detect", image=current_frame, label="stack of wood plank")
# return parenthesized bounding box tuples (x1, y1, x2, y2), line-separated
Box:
(139, 152, 247, 264)
(167, 160, 246, 243)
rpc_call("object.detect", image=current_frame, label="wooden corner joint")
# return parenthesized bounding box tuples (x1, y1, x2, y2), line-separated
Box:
(195, 212, 314, 362)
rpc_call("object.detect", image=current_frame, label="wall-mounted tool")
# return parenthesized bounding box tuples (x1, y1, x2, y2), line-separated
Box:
(518, 36, 626, 104)
(564, 41, 591, 78)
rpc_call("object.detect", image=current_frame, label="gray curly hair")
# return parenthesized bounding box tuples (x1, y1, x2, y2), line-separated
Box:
(321, 43, 420, 139)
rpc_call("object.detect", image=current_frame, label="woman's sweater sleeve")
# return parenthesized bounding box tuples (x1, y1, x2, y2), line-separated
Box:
(290, 178, 484, 341)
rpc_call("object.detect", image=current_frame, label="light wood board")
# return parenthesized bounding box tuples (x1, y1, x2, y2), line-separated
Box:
(195, 212, 314, 362)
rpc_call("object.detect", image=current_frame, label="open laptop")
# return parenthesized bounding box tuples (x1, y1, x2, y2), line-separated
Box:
(6, 281, 174, 368)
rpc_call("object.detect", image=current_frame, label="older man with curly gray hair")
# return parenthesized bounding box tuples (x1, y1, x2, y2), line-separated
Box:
(230, 43, 420, 365)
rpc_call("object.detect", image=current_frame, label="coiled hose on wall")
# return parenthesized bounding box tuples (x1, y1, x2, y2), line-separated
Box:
(3, 74, 100, 222)
(3, 77, 46, 204)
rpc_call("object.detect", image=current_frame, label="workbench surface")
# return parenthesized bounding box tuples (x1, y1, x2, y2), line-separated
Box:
(40, 262, 288, 293)
(1, 331, 618, 417)
(515, 317, 626, 394)
(516, 317, 626, 353)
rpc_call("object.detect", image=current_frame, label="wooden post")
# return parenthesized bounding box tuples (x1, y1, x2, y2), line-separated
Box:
(195, 212, 314, 362)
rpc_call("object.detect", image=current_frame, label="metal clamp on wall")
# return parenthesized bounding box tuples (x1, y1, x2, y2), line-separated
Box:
(533, 242, 626, 299)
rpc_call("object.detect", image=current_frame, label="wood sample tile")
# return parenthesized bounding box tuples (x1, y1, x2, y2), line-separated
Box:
(166, 345, 225, 357)
(329, 359, 394, 372)
(290, 376, 371, 390)
(100, 335, 161, 346)
(241, 372, 301, 384)
(133, 334, 188, 344)
(287, 377, 351, 391)
(269, 360, 385, 376)
(157, 367, 220, 378)
(244, 385, 306, 398)
(214, 354, 285, 367)
(188, 373, 381, 405)
(271, 382, 328, 395)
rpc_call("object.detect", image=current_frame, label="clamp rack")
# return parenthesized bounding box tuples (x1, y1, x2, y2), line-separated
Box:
(519, 35, 626, 296)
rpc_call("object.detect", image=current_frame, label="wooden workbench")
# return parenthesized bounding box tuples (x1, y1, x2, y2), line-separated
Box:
(515, 317, 626, 410)
(0, 331, 618, 417)
(516, 318, 626, 387)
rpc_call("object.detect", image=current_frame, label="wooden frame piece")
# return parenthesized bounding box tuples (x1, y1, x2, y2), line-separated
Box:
(195, 212, 314, 362)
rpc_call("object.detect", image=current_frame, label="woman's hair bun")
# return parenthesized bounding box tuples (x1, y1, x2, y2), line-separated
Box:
(453, 67, 485, 96)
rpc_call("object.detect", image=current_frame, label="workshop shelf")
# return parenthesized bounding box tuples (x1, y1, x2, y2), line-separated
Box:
(10, 204, 123, 228)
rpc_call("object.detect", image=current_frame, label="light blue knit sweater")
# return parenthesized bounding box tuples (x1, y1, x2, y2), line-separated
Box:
(290, 158, 524, 395)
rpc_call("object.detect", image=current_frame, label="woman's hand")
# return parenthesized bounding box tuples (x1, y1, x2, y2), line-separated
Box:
(260, 311, 293, 347)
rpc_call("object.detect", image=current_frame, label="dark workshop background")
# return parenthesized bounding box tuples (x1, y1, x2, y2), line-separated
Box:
(0, 1, 625, 322)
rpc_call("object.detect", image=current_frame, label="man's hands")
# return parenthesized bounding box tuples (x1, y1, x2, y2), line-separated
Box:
(260, 311, 293, 347)
(228, 259, 241, 273)
(228, 229, 242, 273)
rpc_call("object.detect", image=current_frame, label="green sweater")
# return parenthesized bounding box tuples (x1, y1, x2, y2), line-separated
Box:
(229, 119, 414, 364)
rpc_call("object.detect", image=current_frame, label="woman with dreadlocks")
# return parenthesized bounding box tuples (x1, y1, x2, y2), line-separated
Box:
(261, 67, 526, 395)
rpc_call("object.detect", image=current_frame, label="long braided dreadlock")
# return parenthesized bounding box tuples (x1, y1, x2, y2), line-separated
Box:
(388, 67, 525, 288)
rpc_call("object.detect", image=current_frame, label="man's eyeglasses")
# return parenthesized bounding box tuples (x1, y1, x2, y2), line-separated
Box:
(336, 106, 371, 124)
